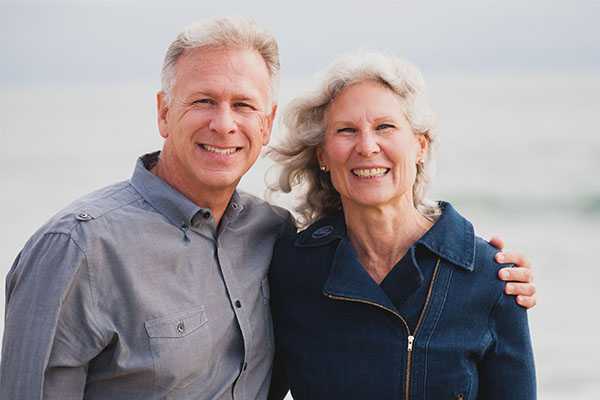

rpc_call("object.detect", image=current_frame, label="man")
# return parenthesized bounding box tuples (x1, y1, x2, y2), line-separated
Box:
(0, 17, 535, 399)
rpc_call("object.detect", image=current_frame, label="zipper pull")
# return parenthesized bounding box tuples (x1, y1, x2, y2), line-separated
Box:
(407, 335, 415, 352)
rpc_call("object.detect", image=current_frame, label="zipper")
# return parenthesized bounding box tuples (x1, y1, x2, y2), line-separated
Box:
(324, 258, 441, 400)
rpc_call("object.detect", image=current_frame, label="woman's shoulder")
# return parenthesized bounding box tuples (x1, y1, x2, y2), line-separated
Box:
(428, 202, 507, 295)
(271, 214, 344, 275)
(470, 235, 507, 291)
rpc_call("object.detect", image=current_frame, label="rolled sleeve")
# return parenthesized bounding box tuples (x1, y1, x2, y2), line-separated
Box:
(1, 232, 108, 400)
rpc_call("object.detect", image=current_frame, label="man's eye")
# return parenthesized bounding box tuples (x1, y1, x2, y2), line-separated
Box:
(234, 102, 256, 110)
(376, 123, 395, 130)
(192, 98, 213, 105)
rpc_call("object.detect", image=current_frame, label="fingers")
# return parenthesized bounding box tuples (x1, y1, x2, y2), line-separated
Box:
(516, 294, 537, 309)
(495, 251, 531, 269)
(505, 282, 536, 296)
(498, 266, 533, 283)
(488, 235, 505, 250)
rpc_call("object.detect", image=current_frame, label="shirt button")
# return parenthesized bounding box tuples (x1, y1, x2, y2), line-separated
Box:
(231, 202, 239, 209)
(235, 300, 242, 308)
(176, 321, 185, 335)
(76, 212, 93, 221)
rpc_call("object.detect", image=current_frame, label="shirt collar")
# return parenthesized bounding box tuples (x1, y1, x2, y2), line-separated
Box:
(130, 151, 209, 229)
(297, 201, 475, 271)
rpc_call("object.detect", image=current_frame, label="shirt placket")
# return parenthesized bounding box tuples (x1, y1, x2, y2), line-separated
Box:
(216, 229, 250, 400)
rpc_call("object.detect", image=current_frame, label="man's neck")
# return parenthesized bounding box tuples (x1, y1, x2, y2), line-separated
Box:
(151, 159, 235, 226)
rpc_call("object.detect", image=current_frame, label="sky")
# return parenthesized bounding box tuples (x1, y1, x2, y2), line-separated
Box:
(1, 0, 599, 87)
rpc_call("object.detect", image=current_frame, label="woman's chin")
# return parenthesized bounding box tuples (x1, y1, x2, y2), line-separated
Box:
(344, 192, 400, 210)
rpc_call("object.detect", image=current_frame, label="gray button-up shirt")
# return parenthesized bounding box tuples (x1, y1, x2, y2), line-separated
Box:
(0, 152, 293, 400)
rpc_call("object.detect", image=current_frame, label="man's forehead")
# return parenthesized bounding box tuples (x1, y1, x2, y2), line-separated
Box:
(177, 47, 270, 83)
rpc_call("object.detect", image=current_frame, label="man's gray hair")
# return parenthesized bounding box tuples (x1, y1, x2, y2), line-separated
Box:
(161, 17, 280, 104)
(269, 51, 441, 227)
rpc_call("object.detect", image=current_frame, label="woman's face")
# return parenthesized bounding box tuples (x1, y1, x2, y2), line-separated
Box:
(318, 80, 428, 210)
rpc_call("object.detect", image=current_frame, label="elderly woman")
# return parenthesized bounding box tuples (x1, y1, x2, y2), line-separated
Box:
(267, 52, 536, 400)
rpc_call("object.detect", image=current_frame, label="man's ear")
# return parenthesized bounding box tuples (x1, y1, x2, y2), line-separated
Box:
(157, 91, 170, 139)
(262, 103, 278, 145)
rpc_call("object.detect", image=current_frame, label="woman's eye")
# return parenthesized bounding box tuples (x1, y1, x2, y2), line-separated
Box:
(376, 123, 395, 131)
(336, 127, 356, 134)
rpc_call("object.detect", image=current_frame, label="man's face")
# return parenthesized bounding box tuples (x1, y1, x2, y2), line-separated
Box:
(157, 46, 276, 197)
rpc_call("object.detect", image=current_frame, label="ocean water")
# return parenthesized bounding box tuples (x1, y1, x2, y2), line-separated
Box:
(1, 74, 599, 398)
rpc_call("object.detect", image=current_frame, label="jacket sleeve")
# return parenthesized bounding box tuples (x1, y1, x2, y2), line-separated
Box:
(1, 232, 109, 400)
(477, 291, 537, 399)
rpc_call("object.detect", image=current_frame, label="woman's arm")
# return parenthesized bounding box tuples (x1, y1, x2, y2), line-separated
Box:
(477, 291, 537, 399)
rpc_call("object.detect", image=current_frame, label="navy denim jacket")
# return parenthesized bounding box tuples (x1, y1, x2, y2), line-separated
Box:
(268, 202, 536, 400)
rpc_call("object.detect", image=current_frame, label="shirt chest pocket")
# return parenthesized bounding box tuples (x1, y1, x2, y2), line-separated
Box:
(145, 307, 211, 390)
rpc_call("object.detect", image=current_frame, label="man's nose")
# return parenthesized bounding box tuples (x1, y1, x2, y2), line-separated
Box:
(209, 104, 237, 135)
(356, 131, 380, 157)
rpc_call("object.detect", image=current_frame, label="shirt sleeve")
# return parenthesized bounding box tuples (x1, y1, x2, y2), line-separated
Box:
(1, 232, 110, 400)
(477, 291, 537, 399)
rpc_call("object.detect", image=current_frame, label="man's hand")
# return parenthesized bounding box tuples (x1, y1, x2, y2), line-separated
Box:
(488, 236, 536, 309)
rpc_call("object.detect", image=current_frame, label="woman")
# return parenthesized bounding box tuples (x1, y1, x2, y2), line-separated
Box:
(268, 52, 536, 399)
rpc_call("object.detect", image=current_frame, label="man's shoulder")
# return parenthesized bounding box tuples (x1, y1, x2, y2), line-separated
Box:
(236, 191, 294, 229)
(34, 180, 143, 238)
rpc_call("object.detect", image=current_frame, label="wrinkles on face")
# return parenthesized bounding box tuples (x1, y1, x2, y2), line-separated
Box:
(156, 46, 275, 205)
(319, 80, 424, 211)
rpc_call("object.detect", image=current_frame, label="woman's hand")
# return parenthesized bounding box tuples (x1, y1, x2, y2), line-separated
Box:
(488, 236, 536, 309)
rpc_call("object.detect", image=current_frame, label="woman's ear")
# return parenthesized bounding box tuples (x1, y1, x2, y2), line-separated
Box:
(316, 146, 325, 166)
(417, 134, 429, 161)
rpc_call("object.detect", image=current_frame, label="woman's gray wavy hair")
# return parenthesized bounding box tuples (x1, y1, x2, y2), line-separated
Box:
(270, 51, 441, 228)
(161, 17, 280, 105)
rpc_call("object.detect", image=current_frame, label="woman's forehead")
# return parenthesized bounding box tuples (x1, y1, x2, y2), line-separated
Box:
(325, 81, 405, 122)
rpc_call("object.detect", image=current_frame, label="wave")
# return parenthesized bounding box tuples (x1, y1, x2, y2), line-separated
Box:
(441, 194, 600, 217)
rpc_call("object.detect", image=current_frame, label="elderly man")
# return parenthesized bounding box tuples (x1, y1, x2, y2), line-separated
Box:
(0, 18, 535, 400)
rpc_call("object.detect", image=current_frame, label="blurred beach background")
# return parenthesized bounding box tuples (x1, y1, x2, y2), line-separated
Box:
(1, 1, 599, 398)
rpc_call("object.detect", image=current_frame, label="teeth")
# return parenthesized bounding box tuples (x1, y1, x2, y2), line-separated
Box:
(202, 144, 238, 155)
(352, 168, 389, 177)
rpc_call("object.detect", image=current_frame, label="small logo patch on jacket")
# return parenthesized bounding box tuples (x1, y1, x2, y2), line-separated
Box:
(312, 225, 334, 239)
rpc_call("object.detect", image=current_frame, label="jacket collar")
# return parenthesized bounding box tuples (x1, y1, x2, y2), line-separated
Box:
(318, 201, 475, 312)
(298, 201, 475, 271)
(417, 202, 475, 271)
(323, 237, 399, 314)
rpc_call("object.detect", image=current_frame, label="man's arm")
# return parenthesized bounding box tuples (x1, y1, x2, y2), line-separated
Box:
(488, 236, 536, 309)
(1, 232, 108, 399)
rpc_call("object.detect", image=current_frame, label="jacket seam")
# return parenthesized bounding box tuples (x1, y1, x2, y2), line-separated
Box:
(423, 265, 453, 400)
(486, 284, 504, 351)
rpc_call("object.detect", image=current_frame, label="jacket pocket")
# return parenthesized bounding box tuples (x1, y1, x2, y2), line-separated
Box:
(145, 307, 211, 390)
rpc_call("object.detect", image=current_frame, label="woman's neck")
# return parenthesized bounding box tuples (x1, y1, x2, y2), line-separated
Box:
(344, 198, 433, 284)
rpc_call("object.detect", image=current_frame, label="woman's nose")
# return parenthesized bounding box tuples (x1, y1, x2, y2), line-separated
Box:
(356, 131, 380, 157)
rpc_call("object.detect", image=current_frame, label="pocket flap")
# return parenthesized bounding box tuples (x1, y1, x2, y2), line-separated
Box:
(145, 307, 208, 338)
